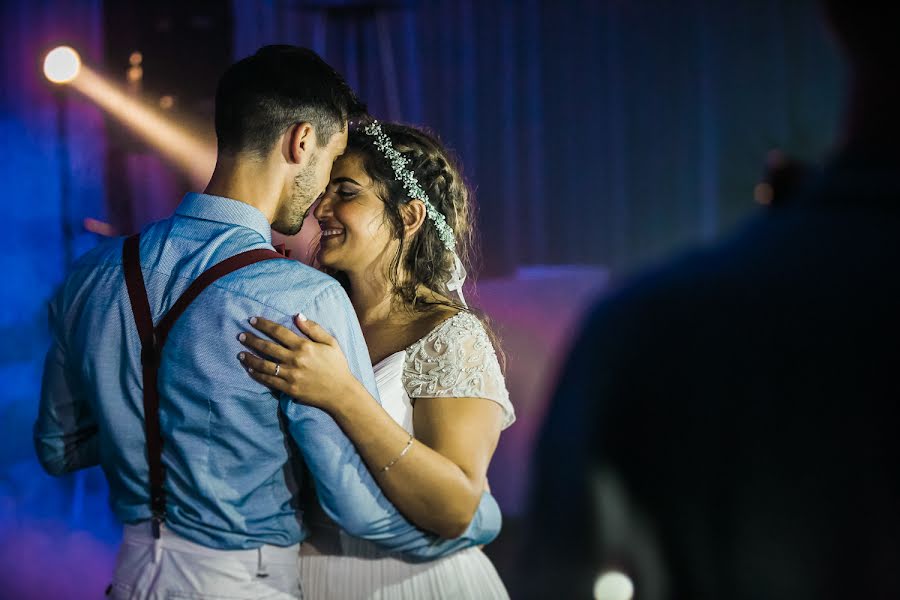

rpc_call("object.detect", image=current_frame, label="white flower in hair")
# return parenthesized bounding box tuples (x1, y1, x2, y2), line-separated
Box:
(361, 120, 469, 307)
(361, 120, 457, 253)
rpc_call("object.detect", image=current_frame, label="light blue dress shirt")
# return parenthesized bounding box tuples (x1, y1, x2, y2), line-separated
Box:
(35, 192, 501, 555)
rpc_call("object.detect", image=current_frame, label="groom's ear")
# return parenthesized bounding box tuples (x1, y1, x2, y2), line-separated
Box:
(400, 200, 427, 237)
(285, 122, 315, 165)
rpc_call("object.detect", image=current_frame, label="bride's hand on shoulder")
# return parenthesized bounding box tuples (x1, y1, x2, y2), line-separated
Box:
(237, 314, 355, 410)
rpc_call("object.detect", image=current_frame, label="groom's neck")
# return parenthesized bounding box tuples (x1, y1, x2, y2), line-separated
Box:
(204, 155, 281, 223)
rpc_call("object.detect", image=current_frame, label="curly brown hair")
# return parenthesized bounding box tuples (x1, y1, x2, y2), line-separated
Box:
(344, 123, 473, 310)
(322, 121, 505, 369)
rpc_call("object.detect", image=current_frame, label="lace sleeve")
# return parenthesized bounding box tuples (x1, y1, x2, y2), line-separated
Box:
(402, 312, 515, 429)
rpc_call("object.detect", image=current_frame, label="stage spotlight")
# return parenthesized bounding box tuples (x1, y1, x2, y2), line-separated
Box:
(41, 47, 214, 186)
(44, 46, 82, 84)
(593, 571, 634, 600)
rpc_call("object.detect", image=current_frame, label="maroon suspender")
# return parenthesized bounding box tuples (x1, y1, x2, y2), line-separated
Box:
(122, 235, 163, 536)
(122, 233, 287, 538)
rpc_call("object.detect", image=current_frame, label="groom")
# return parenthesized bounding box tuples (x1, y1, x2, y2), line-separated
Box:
(35, 45, 501, 598)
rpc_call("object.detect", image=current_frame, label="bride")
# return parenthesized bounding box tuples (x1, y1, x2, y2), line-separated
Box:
(237, 121, 515, 599)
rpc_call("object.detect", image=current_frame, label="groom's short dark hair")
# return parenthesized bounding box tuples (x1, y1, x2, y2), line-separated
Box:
(214, 45, 366, 157)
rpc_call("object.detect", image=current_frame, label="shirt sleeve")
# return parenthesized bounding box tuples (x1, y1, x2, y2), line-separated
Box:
(34, 289, 100, 476)
(281, 283, 502, 558)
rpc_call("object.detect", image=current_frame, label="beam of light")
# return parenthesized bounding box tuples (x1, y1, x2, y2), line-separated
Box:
(44, 46, 82, 84)
(48, 50, 216, 187)
(72, 67, 215, 186)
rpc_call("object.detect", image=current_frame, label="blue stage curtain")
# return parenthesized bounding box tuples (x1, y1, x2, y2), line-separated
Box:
(231, 0, 843, 277)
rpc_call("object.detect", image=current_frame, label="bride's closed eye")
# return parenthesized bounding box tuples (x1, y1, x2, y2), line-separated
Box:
(326, 179, 361, 198)
(329, 176, 367, 200)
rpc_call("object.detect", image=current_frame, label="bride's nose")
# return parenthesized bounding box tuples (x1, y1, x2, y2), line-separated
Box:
(313, 193, 334, 219)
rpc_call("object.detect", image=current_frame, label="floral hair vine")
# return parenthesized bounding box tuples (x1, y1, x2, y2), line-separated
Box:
(361, 120, 456, 253)
(360, 120, 469, 306)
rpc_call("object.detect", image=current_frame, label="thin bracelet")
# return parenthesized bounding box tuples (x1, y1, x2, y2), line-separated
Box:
(382, 433, 414, 472)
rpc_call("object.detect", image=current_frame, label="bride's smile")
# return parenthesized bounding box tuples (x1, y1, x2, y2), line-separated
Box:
(320, 227, 344, 238)
(314, 154, 399, 274)
(318, 224, 345, 241)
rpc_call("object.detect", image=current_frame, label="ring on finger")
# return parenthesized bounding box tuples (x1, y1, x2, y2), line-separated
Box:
(274, 364, 281, 377)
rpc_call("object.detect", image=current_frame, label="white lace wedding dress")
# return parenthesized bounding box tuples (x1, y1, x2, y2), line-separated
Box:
(298, 312, 516, 599)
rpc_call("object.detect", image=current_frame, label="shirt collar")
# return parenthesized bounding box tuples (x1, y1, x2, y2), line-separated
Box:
(176, 193, 273, 244)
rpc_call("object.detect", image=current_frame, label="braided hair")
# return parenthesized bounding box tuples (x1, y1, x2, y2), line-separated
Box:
(323, 122, 506, 371)
(345, 122, 474, 311)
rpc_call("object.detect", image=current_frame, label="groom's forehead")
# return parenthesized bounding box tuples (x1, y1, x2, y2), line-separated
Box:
(334, 127, 349, 154)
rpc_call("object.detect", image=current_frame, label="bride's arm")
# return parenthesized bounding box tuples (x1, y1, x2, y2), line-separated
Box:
(333, 381, 504, 538)
(239, 315, 504, 539)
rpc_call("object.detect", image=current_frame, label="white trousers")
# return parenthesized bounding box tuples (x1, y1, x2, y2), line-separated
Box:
(107, 522, 301, 600)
